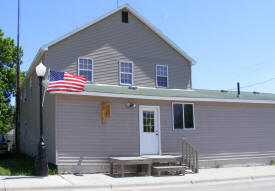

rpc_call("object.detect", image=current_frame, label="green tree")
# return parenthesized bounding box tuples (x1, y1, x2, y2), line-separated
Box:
(0, 28, 23, 134)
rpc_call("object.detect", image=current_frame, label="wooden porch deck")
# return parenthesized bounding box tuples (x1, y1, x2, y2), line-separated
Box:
(109, 155, 182, 177)
(143, 155, 182, 163)
(109, 138, 199, 177)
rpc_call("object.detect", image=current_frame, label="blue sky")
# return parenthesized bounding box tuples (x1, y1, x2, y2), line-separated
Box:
(1, 0, 275, 93)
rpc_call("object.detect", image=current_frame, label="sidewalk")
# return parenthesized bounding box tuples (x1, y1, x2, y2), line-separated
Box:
(0, 166, 275, 191)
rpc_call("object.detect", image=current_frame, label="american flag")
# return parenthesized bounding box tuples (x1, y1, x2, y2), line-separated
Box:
(46, 71, 86, 93)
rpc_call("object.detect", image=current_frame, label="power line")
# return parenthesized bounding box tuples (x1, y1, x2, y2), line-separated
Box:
(241, 77, 275, 89)
(227, 77, 275, 91)
(228, 62, 267, 78)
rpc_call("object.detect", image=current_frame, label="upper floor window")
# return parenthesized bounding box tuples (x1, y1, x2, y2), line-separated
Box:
(119, 61, 133, 85)
(122, 11, 129, 23)
(78, 58, 93, 82)
(172, 103, 194, 130)
(156, 65, 168, 88)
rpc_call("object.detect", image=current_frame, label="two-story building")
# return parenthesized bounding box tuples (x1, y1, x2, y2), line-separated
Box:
(20, 5, 275, 173)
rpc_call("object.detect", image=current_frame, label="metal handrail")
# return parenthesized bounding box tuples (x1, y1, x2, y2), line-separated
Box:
(182, 137, 199, 173)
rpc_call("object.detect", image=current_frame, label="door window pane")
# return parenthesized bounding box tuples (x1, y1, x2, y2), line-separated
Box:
(143, 111, 155, 132)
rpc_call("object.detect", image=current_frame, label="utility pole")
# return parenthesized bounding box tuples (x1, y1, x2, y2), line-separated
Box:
(15, 0, 21, 152)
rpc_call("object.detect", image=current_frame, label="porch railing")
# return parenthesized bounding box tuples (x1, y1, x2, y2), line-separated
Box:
(182, 137, 199, 173)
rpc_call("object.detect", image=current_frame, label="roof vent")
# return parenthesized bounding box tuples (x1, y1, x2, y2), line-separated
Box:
(122, 11, 128, 23)
(220, 90, 228, 93)
(237, 82, 240, 97)
(253, 91, 260, 94)
(128, 86, 137, 90)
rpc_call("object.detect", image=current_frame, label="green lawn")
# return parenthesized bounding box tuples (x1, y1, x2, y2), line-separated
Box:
(0, 153, 57, 176)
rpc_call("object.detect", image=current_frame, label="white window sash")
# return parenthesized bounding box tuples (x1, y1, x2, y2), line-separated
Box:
(119, 61, 133, 85)
(156, 64, 168, 88)
(172, 103, 195, 130)
(78, 57, 93, 82)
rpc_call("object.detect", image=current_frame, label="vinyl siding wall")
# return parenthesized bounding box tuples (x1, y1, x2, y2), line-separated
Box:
(20, 73, 39, 157)
(56, 94, 275, 172)
(20, 55, 56, 164)
(46, 9, 191, 89)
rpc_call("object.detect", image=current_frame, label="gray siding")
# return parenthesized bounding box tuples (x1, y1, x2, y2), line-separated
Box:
(56, 95, 275, 171)
(55, 95, 140, 167)
(20, 55, 56, 164)
(162, 102, 275, 159)
(20, 75, 38, 157)
(46, 10, 191, 89)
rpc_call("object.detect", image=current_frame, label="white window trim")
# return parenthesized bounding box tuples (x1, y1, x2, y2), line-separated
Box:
(119, 61, 134, 86)
(78, 57, 94, 83)
(172, 102, 195, 130)
(156, 64, 169, 88)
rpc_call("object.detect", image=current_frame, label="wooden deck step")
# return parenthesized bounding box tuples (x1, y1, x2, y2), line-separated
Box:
(153, 165, 186, 176)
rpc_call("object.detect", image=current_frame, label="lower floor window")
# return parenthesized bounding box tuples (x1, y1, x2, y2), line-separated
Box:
(173, 103, 194, 129)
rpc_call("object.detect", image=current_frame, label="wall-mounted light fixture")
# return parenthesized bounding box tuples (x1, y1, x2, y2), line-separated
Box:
(126, 102, 136, 108)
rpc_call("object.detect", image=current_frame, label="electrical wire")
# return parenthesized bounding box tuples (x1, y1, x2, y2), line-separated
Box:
(227, 77, 275, 91)
(241, 77, 275, 89)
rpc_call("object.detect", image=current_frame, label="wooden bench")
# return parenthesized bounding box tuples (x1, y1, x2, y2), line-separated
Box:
(153, 166, 186, 176)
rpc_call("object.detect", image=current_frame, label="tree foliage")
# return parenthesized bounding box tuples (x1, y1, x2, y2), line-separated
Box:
(0, 28, 23, 134)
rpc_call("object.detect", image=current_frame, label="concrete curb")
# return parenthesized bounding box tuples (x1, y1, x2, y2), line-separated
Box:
(110, 175, 275, 189)
(3, 174, 275, 191)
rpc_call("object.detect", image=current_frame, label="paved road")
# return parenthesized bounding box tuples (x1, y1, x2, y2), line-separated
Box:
(108, 178, 275, 191)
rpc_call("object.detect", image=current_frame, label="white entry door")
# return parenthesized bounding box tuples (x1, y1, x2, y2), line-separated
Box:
(139, 105, 161, 155)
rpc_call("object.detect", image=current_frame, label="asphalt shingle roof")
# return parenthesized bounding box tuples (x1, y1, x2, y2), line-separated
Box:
(84, 85, 275, 101)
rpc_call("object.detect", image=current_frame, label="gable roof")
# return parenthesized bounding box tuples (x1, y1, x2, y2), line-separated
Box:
(21, 4, 196, 88)
(41, 4, 196, 64)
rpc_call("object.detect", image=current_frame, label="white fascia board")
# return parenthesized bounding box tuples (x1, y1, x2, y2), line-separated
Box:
(53, 91, 275, 105)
